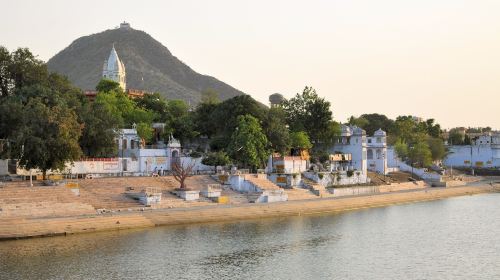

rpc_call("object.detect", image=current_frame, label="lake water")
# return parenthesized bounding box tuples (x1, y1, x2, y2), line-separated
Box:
(1, 193, 499, 280)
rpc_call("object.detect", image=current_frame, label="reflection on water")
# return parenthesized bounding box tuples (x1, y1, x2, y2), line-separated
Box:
(1, 194, 500, 280)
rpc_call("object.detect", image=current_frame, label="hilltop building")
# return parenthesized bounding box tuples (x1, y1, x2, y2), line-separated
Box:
(84, 43, 146, 101)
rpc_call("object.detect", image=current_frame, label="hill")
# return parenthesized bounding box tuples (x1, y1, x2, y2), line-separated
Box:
(47, 23, 244, 103)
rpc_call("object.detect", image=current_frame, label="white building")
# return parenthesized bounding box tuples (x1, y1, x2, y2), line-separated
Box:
(102, 45, 126, 90)
(327, 125, 368, 173)
(444, 132, 500, 168)
(366, 129, 388, 174)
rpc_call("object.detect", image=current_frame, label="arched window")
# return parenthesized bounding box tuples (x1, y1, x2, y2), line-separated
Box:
(376, 149, 382, 159)
(367, 149, 373, 160)
(171, 150, 179, 158)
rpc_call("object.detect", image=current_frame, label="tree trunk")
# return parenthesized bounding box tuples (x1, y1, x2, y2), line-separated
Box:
(42, 170, 47, 181)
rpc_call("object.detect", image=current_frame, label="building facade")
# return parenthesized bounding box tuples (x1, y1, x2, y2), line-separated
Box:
(327, 125, 368, 173)
(444, 132, 500, 168)
(366, 129, 388, 174)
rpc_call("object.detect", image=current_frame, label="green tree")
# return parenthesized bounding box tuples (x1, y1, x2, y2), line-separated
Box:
(408, 142, 432, 168)
(359, 113, 394, 135)
(394, 139, 409, 160)
(0, 46, 13, 97)
(3, 87, 82, 179)
(348, 116, 369, 129)
(165, 99, 199, 142)
(423, 119, 441, 138)
(290, 131, 313, 149)
(78, 101, 121, 157)
(448, 129, 464, 145)
(213, 95, 266, 140)
(284, 86, 333, 143)
(193, 101, 218, 138)
(228, 115, 269, 169)
(95, 90, 155, 127)
(0, 46, 49, 98)
(136, 122, 154, 143)
(202, 151, 231, 171)
(263, 107, 290, 155)
(427, 137, 446, 161)
(96, 79, 122, 93)
(134, 92, 170, 122)
(200, 89, 220, 104)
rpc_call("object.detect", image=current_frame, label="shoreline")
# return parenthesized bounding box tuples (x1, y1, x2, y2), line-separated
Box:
(1, 185, 498, 241)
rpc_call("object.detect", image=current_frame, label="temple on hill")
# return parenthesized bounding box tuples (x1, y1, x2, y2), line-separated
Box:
(85, 41, 146, 101)
(103, 45, 126, 90)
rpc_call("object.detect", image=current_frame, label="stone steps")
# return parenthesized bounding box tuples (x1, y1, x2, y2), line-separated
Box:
(284, 187, 319, 201)
(243, 175, 281, 191)
(0, 214, 155, 239)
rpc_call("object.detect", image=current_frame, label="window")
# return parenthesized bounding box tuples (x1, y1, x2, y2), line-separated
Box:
(367, 149, 373, 160)
(376, 137, 382, 143)
(131, 140, 135, 149)
(368, 139, 372, 144)
(122, 139, 127, 149)
(376, 149, 382, 159)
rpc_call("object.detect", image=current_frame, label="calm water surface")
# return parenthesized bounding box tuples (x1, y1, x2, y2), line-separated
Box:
(1, 193, 499, 280)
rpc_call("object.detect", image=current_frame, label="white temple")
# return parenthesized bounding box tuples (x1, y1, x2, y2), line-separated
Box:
(102, 45, 126, 90)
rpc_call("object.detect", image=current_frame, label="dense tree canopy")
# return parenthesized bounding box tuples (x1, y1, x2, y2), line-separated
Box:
(228, 114, 269, 169)
(348, 113, 394, 136)
(263, 107, 290, 155)
(283, 86, 335, 143)
(1, 47, 84, 165)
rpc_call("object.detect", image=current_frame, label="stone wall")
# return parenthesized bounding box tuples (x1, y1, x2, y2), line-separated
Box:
(268, 173, 301, 188)
(444, 145, 500, 168)
(378, 181, 428, 192)
(330, 186, 379, 197)
(0, 160, 8, 176)
(303, 171, 369, 186)
(387, 147, 442, 181)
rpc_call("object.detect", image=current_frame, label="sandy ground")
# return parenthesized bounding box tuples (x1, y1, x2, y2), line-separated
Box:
(0, 183, 498, 240)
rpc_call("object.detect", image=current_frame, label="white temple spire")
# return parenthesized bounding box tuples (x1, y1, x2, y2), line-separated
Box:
(102, 44, 126, 90)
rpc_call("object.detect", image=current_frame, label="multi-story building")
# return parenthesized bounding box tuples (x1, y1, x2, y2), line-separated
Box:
(366, 129, 388, 174)
(327, 125, 388, 175)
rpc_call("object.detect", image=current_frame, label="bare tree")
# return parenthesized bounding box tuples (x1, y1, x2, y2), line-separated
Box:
(171, 159, 195, 190)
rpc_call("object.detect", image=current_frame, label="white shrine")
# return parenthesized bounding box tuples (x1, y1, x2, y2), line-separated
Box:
(102, 44, 126, 90)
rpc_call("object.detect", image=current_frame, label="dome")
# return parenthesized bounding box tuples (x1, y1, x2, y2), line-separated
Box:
(269, 93, 285, 105)
(352, 126, 366, 136)
(105, 46, 125, 73)
(340, 125, 352, 136)
(374, 128, 386, 136)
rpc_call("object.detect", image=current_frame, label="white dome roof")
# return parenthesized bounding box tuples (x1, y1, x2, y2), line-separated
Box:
(105, 46, 125, 73)
(352, 126, 366, 136)
(374, 128, 387, 136)
(340, 125, 352, 136)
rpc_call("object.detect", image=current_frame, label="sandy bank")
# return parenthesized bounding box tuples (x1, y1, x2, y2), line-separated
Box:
(0, 185, 498, 240)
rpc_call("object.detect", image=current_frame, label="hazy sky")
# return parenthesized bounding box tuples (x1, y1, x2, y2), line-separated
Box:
(2, 0, 499, 129)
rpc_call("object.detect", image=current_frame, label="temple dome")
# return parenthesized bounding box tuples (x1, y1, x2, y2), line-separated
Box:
(374, 128, 387, 136)
(102, 45, 126, 90)
(105, 46, 125, 74)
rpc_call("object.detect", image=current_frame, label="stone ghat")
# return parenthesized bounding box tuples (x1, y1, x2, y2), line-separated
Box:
(0, 185, 496, 240)
(0, 186, 95, 218)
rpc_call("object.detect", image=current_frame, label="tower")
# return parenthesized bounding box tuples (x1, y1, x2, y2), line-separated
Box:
(102, 45, 126, 90)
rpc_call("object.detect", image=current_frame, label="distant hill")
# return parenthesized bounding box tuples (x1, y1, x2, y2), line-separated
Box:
(47, 24, 244, 103)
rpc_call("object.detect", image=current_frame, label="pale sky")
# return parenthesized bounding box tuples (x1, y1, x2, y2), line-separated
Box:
(2, 0, 499, 129)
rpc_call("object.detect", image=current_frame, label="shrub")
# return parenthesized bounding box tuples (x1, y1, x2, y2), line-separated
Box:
(189, 151, 202, 158)
(347, 170, 354, 177)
